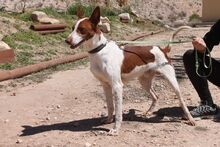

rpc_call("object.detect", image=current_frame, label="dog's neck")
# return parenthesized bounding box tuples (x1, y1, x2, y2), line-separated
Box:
(85, 33, 107, 53)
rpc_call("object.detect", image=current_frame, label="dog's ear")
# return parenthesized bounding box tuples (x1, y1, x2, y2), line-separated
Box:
(76, 5, 84, 19)
(163, 45, 171, 53)
(89, 6, 100, 27)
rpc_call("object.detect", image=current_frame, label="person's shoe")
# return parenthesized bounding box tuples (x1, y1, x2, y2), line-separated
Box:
(190, 104, 218, 118)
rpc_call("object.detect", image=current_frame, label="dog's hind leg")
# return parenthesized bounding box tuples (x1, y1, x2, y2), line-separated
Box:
(139, 72, 158, 116)
(101, 82, 114, 124)
(158, 64, 196, 126)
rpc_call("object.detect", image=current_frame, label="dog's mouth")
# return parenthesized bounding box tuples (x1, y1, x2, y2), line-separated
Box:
(69, 39, 86, 49)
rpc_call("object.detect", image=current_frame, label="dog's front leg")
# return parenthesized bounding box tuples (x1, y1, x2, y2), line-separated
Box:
(101, 82, 114, 124)
(109, 81, 123, 136)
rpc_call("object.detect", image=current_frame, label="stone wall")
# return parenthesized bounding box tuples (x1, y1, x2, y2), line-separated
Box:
(0, 0, 202, 25)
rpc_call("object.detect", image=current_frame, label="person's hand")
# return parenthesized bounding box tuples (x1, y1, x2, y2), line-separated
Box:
(192, 37, 206, 53)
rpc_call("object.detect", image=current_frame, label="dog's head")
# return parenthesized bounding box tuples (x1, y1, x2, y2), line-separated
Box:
(65, 6, 101, 49)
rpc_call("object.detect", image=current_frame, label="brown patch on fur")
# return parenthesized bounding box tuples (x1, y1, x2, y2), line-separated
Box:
(159, 46, 172, 64)
(76, 19, 101, 40)
(121, 46, 155, 73)
(74, 7, 101, 40)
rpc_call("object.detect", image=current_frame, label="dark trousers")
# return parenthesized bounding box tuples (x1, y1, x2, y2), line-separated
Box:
(183, 50, 220, 105)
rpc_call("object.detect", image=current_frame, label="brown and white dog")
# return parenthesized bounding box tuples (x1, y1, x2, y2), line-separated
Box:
(66, 6, 195, 135)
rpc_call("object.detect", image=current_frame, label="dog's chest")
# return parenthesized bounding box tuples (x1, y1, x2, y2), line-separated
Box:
(89, 53, 123, 83)
(90, 61, 108, 82)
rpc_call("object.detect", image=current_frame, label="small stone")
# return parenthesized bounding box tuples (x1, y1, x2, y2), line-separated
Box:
(99, 22, 111, 33)
(4, 119, 9, 123)
(0, 41, 11, 49)
(11, 93, 16, 96)
(142, 129, 148, 132)
(135, 100, 140, 103)
(54, 117, 57, 120)
(31, 11, 60, 24)
(46, 117, 50, 121)
(150, 134, 158, 138)
(195, 126, 209, 131)
(100, 112, 107, 117)
(119, 13, 130, 23)
(56, 105, 61, 109)
(163, 116, 170, 121)
(16, 139, 23, 144)
(84, 142, 91, 147)
(100, 16, 110, 23)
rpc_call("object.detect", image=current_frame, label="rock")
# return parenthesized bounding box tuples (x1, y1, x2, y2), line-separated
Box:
(46, 117, 50, 121)
(119, 13, 130, 23)
(142, 129, 148, 133)
(38, 17, 60, 24)
(100, 16, 110, 24)
(31, 11, 60, 24)
(4, 119, 9, 123)
(56, 105, 61, 109)
(163, 116, 171, 121)
(100, 112, 107, 117)
(11, 93, 16, 96)
(0, 41, 15, 63)
(31, 11, 48, 22)
(0, 41, 10, 49)
(99, 23, 111, 33)
(16, 139, 23, 144)
(84, 142, 91, 147)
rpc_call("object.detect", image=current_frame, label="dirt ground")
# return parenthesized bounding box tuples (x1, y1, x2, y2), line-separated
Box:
(1, 27, 220, 147)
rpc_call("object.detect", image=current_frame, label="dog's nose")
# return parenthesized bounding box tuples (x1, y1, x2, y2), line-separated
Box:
(65, 39, 70, 44)
(65, 38, 72, 45)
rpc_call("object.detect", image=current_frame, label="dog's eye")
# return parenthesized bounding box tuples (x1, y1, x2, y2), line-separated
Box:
(78, 27, 86, 35)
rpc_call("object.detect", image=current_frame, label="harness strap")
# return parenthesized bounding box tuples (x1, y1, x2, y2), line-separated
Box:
(120, 47, 170, 68)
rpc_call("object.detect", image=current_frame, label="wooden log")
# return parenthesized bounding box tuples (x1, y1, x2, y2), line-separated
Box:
(37, 29, 65, 35)
(0, 52, 88, 82)
(30, 24, 67, 31)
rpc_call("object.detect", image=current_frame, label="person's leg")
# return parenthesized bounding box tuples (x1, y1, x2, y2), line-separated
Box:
(183, 50, 219, 117)
(183, 50, 214, 105)
(206, 58, 220, 87)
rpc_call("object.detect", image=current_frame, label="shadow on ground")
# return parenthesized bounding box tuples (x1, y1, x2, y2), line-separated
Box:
(20, 106, 195, 136)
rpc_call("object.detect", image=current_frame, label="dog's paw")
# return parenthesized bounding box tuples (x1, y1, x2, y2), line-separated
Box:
(188, 119, 196, 126)
(107, 128, 119, 136)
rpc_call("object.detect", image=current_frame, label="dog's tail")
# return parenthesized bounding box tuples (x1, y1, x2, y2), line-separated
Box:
(163, 26, 192, 53)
